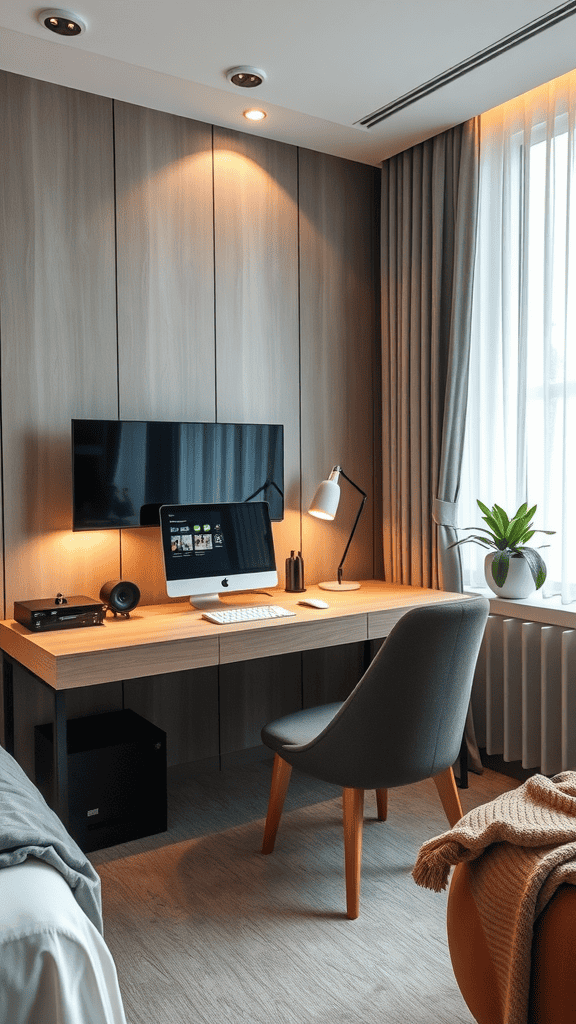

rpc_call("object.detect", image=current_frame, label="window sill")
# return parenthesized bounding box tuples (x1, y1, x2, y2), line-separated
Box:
(464, 586, 576, 629)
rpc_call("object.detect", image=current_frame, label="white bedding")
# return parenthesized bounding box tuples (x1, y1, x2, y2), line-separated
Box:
(0, 858, 127, 1024)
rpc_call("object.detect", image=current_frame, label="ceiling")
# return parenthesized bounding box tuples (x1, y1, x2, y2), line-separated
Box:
(1, 1, 576, 165)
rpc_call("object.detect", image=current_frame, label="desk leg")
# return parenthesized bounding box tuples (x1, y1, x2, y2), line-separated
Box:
(362, 640, 372, 674)
(53, 691, 69, 826)
(2, 657, 14, 755)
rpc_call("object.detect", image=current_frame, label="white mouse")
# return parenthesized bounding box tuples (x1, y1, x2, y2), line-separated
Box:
(298, 598, 329, 609)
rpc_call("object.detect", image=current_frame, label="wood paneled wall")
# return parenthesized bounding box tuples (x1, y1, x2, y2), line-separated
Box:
(0, 73, 120, 611)
(0, 71, 380, 766)
(300, 150, 379, 585)
(213, 128, 301, 574)
(113, 102, 216, 602)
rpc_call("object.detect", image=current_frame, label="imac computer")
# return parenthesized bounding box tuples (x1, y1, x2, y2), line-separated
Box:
(159, 501, 278, 610)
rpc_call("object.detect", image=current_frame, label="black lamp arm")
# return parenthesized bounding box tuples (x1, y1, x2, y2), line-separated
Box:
(243, 479, 284, 502)
(335, 468, 367, 586)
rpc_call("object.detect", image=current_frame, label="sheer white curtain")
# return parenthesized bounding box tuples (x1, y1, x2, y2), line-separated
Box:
(460, 70, 576, 603)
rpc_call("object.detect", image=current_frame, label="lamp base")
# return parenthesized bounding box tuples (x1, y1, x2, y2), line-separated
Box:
(318, 581, 360, 591)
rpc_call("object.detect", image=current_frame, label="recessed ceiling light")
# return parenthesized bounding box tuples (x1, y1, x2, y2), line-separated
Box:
(38, 8, 86, 36)
(244, 109, 267, 122)
(226, 66, 266, 88)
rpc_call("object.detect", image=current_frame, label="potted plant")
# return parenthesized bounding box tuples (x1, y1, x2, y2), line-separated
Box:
(449, 500, 555, 599)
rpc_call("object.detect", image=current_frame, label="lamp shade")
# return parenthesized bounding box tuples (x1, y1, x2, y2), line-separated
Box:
(308, 472, 340, 520)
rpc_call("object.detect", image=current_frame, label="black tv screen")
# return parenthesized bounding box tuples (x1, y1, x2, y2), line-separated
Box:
(72, 420, 284, 530)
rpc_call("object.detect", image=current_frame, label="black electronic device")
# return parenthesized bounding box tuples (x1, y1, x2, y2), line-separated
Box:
(100, 579, 141, 616)
(14, 595, 105, 632)
(35, 709, 167, 852)
(72, 419, 284, 529)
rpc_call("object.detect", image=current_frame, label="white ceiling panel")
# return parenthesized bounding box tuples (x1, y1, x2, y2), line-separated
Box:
(1, 1, 575, 163)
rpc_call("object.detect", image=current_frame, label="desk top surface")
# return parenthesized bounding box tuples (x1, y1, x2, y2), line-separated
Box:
(0, 581, 467, 689)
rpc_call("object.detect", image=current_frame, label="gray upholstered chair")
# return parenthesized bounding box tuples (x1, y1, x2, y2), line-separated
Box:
(261, 596, 490, 919)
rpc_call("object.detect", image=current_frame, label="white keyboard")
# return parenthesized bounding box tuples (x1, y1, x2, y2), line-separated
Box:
(202, 605, 296, 625)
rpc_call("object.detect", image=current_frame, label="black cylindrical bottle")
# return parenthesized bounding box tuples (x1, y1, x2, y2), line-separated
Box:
(285, 550, 305, 592)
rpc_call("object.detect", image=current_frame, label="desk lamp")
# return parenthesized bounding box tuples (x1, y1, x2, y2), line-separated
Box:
(308, 466, 367, 591)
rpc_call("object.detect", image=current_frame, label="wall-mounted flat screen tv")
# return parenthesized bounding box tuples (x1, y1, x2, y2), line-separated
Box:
(72, 419, 284, 530)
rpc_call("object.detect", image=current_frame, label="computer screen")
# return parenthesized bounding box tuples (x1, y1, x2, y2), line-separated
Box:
(72, 419, 284, 529)
(159, 501, 278, 609)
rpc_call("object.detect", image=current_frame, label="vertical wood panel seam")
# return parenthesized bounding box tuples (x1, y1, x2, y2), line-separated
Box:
(0, 280, 4, 619)
(211, 125, 218, 422)
(112, 99, 121, 420)
(296, 149, 304, 714)
(0, 369, 5, 619)
(296, 148, 303, 549)
(373, 168, 382, 580)
(0, 76, 5, 617)
(112, 99, 124, 580)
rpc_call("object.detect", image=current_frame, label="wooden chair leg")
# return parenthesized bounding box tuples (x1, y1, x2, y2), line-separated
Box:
(262, 754, 292, 854)
(342, 787, 364, 920)
(433, 767, 463, 828)
(375, 788, 388, 821)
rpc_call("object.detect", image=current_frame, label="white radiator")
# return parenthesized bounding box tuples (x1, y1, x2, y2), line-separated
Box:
(471, 614, 576, 776)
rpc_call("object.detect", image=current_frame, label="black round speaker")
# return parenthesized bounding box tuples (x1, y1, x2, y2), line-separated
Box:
(100, 580, 141, 616)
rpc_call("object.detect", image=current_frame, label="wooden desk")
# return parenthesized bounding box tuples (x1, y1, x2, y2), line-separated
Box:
(1, 581, 466, 821)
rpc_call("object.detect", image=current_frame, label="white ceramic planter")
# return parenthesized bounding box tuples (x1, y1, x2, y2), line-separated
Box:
(484, 552, 536, 599)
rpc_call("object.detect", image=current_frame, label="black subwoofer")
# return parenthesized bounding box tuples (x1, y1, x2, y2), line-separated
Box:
(100, 579, 140, 616)
(35, 709, 167, 852)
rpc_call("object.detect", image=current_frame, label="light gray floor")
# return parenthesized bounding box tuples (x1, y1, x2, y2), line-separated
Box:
(90, 756, 515, 1024)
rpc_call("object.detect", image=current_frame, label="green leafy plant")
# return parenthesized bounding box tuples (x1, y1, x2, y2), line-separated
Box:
(449, 500, 555, 590)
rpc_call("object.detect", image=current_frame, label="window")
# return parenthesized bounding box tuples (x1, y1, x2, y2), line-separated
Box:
(460, 73, 576, 603)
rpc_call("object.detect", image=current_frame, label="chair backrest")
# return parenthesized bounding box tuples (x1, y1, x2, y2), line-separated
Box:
(285, 597, 489, 790)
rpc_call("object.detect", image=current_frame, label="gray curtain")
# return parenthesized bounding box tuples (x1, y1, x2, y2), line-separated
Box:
(381, 118, 481, 774)
(381, 117, 480, 592)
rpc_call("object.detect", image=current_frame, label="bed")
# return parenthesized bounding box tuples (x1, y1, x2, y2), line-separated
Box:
(0, 742, 127, 1024)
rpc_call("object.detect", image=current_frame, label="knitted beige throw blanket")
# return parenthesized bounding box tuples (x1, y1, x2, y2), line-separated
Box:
(412, 771, 576, 1024)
